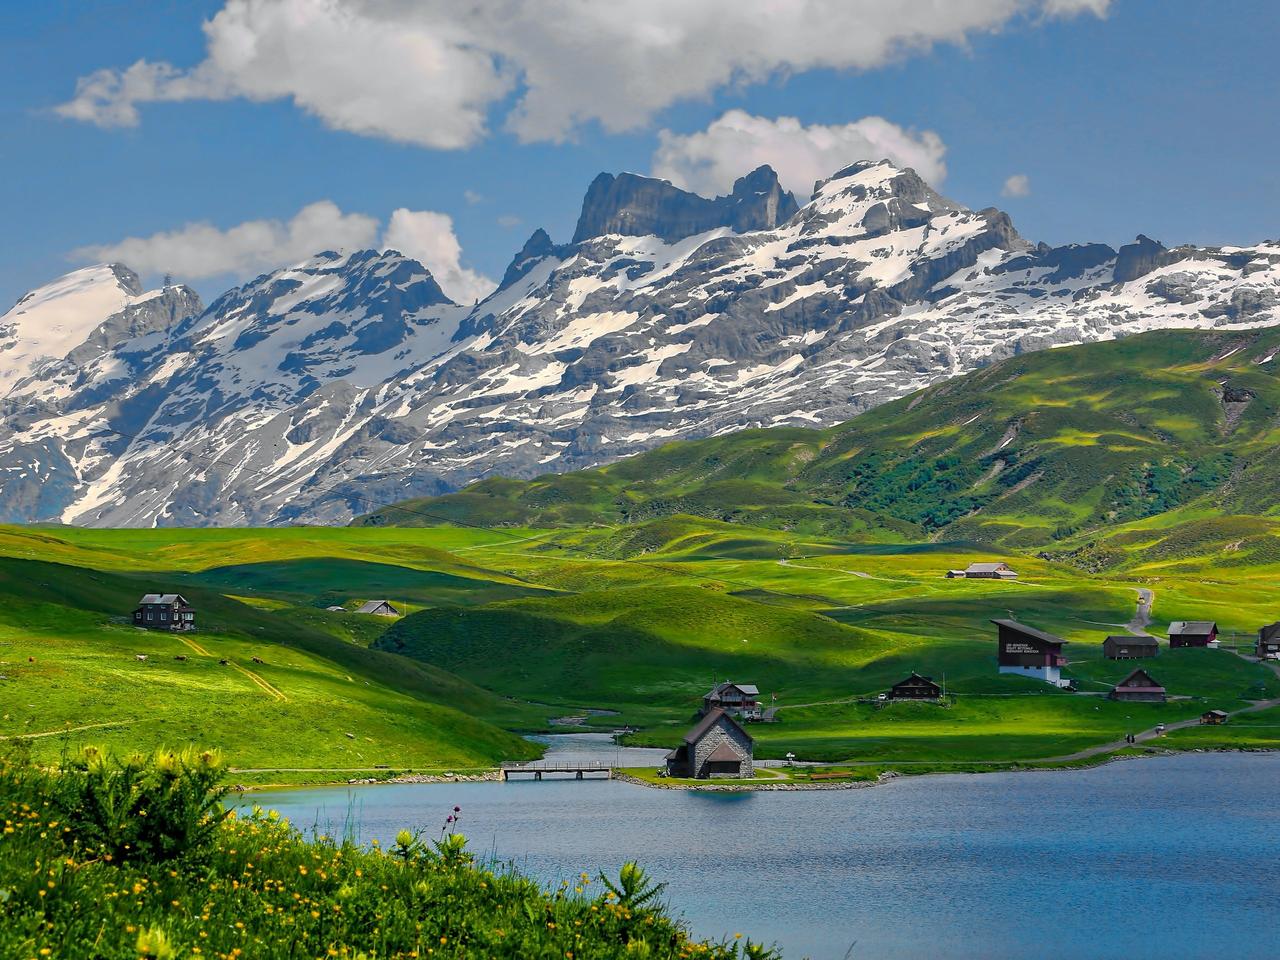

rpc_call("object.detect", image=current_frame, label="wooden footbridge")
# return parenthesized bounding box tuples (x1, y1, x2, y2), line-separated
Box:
(500, 760, 612, 781)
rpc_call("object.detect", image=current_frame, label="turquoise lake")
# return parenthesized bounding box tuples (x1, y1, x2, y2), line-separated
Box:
(245, 738, 1280, 959)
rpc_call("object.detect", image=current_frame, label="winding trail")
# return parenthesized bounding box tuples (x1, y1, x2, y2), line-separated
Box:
(0, 720, 136, 741)
(181, 637, 287, 702)
(1127, 588, 1156, 636)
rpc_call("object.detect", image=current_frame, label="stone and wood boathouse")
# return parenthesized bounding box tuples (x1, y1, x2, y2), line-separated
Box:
(993, 619, 1070, 688)
(666, 708, 754, 779)
(132, 593, 196, 631)
(1102, 635, 1159, 660)
(1109, 668, 1166, 702)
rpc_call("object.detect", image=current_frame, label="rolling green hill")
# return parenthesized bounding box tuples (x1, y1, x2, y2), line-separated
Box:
(358, 326, 1280, 570)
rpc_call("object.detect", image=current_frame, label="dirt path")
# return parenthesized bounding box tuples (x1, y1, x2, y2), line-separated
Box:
(181, 637, 287, 702)
(1127, 588, 1155, 636)
(0, 720, 136, 741)
(777, 558, 878, 580)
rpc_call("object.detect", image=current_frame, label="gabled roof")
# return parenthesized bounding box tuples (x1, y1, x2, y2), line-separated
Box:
(967, 562, 1011, 572)
(991, 619, 1066, 646)
(1168, 620, 1217, 635)
(705, 741, 745, 763)
(683, 708, 752, 746)
(705, 681, 759, 699)
(1203, 709, 1229, 718)
(893, 672, 938, 686)
(356, 599, 399, 614)
(139, 593, 187, 605)
(1104, 635, 1158, 646)
(1116, 668, 1163, 690)
(1260, 622, 1280, 641)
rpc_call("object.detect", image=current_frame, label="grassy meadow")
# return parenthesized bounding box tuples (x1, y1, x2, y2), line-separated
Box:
(1, 513, 1276, 777)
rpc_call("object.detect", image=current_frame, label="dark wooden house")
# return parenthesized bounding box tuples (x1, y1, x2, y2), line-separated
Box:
(1168, 621, 1217, 648)
(355, 600, 401, 617)
(1102, 635, 1159, 660)
(665, 708, 754, 779)
(947, 561, 1018, 580)
(702, 681, 762, 720)
(1257, 623, 1280, 661)
(993, 619, 1069, 688)
(889, 672, 942, 700)
(1109, 668, 1166, 702)
(1200, 709, 1229, 725)
(132, 593, 196, 632)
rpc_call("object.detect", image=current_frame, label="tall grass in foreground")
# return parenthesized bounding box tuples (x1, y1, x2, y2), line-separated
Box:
(0, 746, 777, 959)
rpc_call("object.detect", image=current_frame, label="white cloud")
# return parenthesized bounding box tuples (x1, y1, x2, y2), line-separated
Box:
(1002, 173, 1032, 197)
(653, 110, 947, 199)
(56, 0, 1110, 148)
(71, 201, 495, 305)
(496, 214, 523, 228)
(381, 209, 496, 304)
(463, 189, 486, 205)
(71, 201, 379, 280)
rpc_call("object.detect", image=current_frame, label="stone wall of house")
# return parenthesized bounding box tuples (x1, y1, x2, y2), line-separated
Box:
(691, 716, 754, 778)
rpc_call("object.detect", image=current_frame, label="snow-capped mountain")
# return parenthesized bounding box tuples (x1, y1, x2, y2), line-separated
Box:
(3, 160, 1278, 526)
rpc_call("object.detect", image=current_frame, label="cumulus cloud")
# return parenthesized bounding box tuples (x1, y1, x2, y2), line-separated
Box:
(653, 110, 947, 199)
(381, 209, 496, 304)
(71, 201, 379, 280)
(56, 0, 1110, 148)
(71, 201, 495, 305)
(1002, 173, 1032, 197)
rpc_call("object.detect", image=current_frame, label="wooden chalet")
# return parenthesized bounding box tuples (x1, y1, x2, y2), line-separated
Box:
(665, 708, 754, 779)
(889, 672, 942, 700)
(132, 593, 196, 632)
(1200, 709, 1229, 725)
(1109, 668, 1166, 702)
(947, 562, 1017, 580)
(993, 619, 1070, 688)
(1168, 621, 1218, 648)
(1102, 635, 1159, 660)
(355, 600, 401, 617)
(703, 681, 762, 720)
(1257, 623, 1280, 661)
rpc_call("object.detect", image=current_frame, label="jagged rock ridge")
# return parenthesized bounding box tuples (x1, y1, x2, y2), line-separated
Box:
(1, 160, 1278, 526)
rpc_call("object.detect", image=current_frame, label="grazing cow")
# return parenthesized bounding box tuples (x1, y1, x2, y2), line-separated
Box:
(174, 655, 188, 662)
(219, 659, 230, 666)
(135, 654, 148, 662)
(251, 656, 264, 665)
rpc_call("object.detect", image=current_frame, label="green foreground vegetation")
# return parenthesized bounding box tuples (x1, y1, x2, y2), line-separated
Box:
(1, 328, 1278, 780)
(0, 747, 773, 959)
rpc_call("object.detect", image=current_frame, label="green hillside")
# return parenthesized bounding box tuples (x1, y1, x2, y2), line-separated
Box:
(358, 327, 1280, 570)
(0, 526, 546, 780)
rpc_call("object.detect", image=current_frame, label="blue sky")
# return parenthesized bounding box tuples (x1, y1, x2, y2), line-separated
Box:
(2, 1, 1277, 309)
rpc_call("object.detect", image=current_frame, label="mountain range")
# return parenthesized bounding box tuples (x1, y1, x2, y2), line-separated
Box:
(2, 159, 1278, 526)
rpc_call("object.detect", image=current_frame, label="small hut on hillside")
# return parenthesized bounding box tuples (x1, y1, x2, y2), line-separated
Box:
(665, 708, 754, 779)
(947, 562, 1017, 580)
(1200, 709, 1229, 725)
(355, 600, 401, 617)
(132, 594, 196, 632)
(1109, 668, 1166, 702)
(1168, 621, 1218, 648)
(888, 673, 942, 700)
(1257, 623, 1280, 661)
(1103, 635, 1159, 660)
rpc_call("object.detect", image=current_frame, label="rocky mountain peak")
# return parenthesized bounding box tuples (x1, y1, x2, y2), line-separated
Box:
(570, 166, 798, 245)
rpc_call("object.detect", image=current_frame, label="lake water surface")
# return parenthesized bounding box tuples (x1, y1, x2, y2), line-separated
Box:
(245, 739, 1280, 959)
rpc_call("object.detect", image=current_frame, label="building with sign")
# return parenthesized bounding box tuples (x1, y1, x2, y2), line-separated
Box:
(993, 619, 1069, 687)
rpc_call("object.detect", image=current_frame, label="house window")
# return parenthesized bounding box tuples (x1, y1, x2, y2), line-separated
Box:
(146, 612, 153, 621)
(134, 612, 141, 620)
